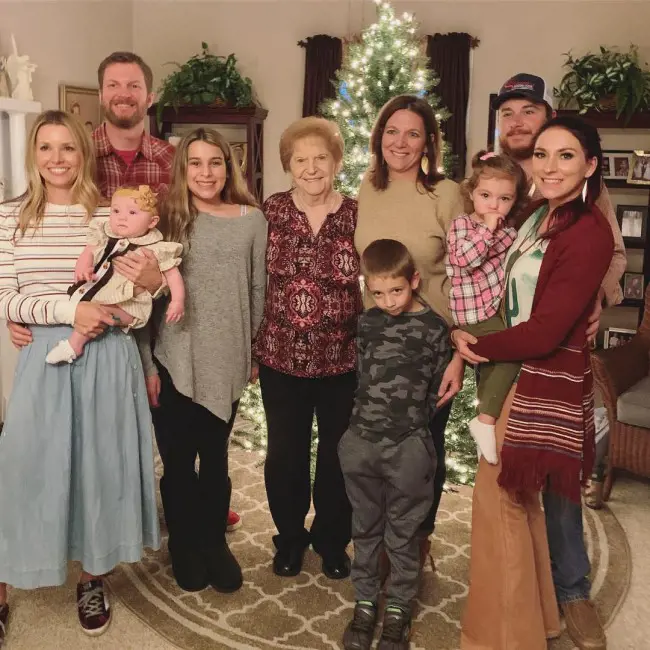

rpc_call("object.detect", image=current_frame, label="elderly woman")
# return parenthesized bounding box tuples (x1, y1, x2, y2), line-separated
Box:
(355, 95, 465, 558)
(254, 117, 361, 579)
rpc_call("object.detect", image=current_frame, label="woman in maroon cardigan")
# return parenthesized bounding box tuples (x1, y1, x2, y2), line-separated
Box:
(455, 116, 614, 650)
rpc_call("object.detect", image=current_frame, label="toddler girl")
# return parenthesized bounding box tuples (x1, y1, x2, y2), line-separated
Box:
(445, 151, 528, 463)
(46, 184, 184, 364)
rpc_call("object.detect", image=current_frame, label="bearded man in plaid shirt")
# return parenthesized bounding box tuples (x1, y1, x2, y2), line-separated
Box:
(93, 52, 175, 200)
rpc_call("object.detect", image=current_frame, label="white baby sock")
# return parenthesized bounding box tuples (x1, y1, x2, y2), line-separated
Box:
(46, 340, 78, 365)
(468, 417, 498, 465)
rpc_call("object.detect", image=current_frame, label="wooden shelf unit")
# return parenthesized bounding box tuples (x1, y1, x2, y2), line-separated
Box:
(147, 104, 269, 203)
(557, 110, 650, 325)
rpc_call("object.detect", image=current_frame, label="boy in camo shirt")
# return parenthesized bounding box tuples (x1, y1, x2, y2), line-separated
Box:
(339, 239, 452, 650)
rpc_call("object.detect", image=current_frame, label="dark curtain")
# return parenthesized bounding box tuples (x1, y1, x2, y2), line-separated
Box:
(298, 35, 343, 117)
(427, 33, 475, 179)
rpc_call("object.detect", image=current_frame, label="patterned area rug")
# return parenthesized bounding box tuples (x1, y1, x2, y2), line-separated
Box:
(108, 447, 631, 650)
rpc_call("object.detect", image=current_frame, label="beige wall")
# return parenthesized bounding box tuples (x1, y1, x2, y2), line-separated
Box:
(0, 0, 133, 112)
(3, 1, 650, 196)
(133, 0, 650, 196)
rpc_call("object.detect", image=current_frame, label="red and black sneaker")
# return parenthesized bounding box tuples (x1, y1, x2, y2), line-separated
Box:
(77, 579, 111, 636)
(0, 603, 9, 647)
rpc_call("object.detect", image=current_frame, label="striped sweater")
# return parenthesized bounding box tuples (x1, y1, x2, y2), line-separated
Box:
(0, 201, 108, 325)
(470, 204, 614, 501)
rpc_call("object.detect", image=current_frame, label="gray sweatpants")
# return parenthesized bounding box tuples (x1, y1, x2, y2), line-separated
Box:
(338, 429, 436, 613)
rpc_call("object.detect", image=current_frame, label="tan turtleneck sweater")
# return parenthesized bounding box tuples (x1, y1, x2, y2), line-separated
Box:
(355, 175, 464, 325)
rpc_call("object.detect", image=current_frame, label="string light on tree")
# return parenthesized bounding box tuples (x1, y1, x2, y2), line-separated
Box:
(319, 0, 454, 196)
(235, 0, 477, 486)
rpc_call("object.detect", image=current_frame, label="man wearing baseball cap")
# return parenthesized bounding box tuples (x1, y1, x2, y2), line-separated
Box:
(491, 72, 624, 650)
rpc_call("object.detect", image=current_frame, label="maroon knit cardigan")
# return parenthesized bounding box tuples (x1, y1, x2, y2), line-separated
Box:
(470, 205, 614, 501)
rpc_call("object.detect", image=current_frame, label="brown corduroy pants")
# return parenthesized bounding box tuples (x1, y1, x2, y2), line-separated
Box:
(460, 386, 561, 650)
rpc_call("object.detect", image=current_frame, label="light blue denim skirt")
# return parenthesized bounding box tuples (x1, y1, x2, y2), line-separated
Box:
(0, 325, 161, 589)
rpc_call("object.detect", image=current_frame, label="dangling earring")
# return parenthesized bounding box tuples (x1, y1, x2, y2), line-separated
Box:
(581, 180, 588, 202)
(421, 153, 429, 175)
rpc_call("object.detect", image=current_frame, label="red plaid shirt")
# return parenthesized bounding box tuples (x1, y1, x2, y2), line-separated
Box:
(446, 213, 517, 326)
(92, 123, 175, 199)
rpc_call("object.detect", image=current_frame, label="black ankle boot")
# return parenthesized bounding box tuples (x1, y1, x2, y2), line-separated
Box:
(205, 543, 243, 593)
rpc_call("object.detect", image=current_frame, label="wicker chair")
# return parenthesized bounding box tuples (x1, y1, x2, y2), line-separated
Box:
(591, 285, 650, 501)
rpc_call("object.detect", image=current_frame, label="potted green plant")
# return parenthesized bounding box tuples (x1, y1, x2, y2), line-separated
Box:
(554, 45, 650, 124)
(156, 42, 254, 125)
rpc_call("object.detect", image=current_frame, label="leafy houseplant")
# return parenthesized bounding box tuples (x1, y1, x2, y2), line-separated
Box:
(156, 42, 254, 125)
(554, 45, 650, 124)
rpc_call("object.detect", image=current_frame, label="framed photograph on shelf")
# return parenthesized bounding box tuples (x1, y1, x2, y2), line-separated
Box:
(603, 327, 636, 349)
(602, 151, 633, 180)
(616, 204, 648, 245)
(623, 272, 644, 300)
(628, 150, 650, 185)
(58, 84, 102, 133)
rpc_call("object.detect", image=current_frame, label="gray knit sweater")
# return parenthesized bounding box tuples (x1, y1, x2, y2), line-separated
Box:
(137, 208, 267, 422)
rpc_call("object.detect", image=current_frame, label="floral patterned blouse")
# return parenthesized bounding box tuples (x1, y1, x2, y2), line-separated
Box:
(253, 191, 362, 378)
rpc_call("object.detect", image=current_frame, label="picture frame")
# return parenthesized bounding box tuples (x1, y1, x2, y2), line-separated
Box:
(616, 204, 648, 245)
(623, 272, 644, 301)
(603, 327, 636, 349)
(602, 150, 633, 180)
(58, 84, 102, 133)
(628, 150, 650, 185)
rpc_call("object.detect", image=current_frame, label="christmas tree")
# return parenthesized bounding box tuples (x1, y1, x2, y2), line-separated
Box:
(320, 0, 453, 195)
(234, 0, 479, 486)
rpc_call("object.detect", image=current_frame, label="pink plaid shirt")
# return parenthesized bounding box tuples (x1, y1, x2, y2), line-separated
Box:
(446, 213, 517, 326)
(92, 123, 175, 199)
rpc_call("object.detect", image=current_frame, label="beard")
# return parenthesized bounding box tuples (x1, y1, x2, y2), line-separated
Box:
(102, 100, 147, 130)
(499, 132, 536, 161)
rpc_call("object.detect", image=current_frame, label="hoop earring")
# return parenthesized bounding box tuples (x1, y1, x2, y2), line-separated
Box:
(421, 154, 429, 175)
(581, 180, 588, 202)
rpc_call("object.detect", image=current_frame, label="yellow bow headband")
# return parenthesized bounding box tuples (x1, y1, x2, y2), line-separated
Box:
(113, 185, 158, 213)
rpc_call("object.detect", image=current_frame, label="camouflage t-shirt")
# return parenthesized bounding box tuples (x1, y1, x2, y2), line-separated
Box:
(349, 304, 452, 442)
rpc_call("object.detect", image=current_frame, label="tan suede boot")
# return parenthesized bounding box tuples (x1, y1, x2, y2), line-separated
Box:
(562, 600, 607, 650)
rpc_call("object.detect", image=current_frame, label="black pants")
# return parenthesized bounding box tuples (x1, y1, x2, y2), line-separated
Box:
(419, 398, 454, 535)
(259, 364, 356, 557)
(151, 361, 238, 552)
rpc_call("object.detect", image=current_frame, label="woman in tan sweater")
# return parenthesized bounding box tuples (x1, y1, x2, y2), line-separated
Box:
(355, 95, 466, 558)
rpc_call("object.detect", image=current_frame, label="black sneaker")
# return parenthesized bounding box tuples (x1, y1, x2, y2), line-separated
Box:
(343, 601, 378, 650)
(77, 579, 111, 636)
(0, 603, 8, 647)
(377, 607, 411, 650)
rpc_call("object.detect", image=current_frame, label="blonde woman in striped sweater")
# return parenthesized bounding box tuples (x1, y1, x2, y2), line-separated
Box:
(0, 110, 160, 645)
